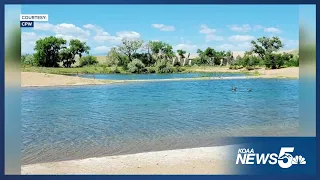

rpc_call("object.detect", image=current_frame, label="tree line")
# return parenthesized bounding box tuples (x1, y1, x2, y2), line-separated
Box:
(21, 36, 299, 73)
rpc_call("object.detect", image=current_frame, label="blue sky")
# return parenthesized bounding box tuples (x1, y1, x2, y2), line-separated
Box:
(21, 5, 299, 55)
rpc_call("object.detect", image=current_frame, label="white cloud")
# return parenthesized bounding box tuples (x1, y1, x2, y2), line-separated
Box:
(116, 31, 140, 39)
(253, 25, 264, 31)
(55, 34, 87, 42)
(264, 27, 281, 33)
(228, 35, 255, 42)
(228, 24, 251, 32)
(94, 46, 111, 53)
(174, 43, 197, 52)
(199, 24, 223, 42)
(217, 42, 252, 51)
(206, 34, 223, 42)
(21, 32, 45, 54)
(83, 24, 104, 32)
(199, 24, 216, 34)
(151, 24, 175, 31)
(93, 30, 140, 44)
(84, 24, 141, 44)
(33, 22, 91, 41)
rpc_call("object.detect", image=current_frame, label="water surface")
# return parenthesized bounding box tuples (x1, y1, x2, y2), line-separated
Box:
(22, 78, 299, 165)
(71, 72, 245, 80)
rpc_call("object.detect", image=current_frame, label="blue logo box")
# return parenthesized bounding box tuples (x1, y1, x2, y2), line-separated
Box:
(20, 21, 34, 27)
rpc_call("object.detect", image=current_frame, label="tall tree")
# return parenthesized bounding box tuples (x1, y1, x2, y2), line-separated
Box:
(69, 39, 90, 59)
(250, 36, 283, 60)
(33, 36, 67, 67)
(148, 41, 165, 58)
(118, 38, 143, 62)
(60, 48, 75, 68)
(177, 49, 186, 60)
(161, 44, 175, 60)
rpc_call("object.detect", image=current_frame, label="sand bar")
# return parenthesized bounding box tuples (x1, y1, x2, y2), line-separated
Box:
(21, 67, 298, 87)
(21, 145, 236, 175)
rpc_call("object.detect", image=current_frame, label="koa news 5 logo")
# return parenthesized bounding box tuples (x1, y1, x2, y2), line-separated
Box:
(236, 147, 306, 168)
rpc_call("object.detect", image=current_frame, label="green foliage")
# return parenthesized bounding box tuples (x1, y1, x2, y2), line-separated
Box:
(251, 36, 283, 59)
(21, 54, 37, 66)
(177, 49, 186, 59)
(69, 39, 90, 59)
(34, 36, 67, 67)
(132, 52, 155, 67)
(285, 55, 299, 67)
(155, 59, 174, 73)
(79, 55, 98, 67)
(106, 47, 126, 67)
(118, 38, 143, 61)
(127, 59, 146, 73)
(146, 66, 156, 73)
(60, 48, 75, 68)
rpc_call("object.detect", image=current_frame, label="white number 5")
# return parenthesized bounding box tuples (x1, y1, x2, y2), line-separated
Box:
(278, 147, 294, 168)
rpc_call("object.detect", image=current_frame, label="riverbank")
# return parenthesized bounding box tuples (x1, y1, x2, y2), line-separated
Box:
(21, 67, 298, 87)
(21, 145, 235, 175)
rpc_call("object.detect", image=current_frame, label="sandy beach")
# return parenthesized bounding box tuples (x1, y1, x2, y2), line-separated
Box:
(21, 67, 298, 87)
(21, 145, 236, 175)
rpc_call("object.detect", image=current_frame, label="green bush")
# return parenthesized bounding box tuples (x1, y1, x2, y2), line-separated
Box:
(21, 54, 38, 66)
(155, 59, 174, 73)
(146, 66, 156, 73)
(229, 65, 243, 70)
(246, 66, 255, 70)
(79, 55, 98, 67)
(127, 59, 146, 73)
(284, 55, 299, 67)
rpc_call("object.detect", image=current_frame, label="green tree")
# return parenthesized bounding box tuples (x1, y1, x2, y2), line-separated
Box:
(79, 55, 98, 67)
(148, 41, 165, 58)
(127, 59, 146, 73)
(21, 54, 37, 66)
(204, 47, 216, 65)
(34, 36, 67, 67)
(60, 48, 75, 68)
(118, 38, 143, 62)
(161, 44, 175, 60)
(177, 49, 186, 60)
(69, 39, 90, 59)
(251, 36, 283, 59)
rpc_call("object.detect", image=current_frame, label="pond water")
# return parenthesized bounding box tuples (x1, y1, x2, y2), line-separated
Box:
(70, 72, 246, 80)
(21, 78, 299, 165)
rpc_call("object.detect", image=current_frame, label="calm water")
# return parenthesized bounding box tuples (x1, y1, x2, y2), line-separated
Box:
(21, 78, 299, 165)
(71, 72, 245, 80)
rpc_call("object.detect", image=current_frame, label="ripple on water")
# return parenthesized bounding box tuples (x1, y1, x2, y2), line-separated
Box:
(21, 78, 299, 164)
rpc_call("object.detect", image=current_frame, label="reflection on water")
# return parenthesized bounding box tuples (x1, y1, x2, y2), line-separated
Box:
(70, 73, 245, 80)
(21, 78, 299, 165)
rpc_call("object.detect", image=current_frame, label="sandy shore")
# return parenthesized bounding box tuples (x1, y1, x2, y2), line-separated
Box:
(189, 67, 299, 78)
(21, 145, 236, 175)
(21, 67, 298, 87)
(21, 72, 112, 87)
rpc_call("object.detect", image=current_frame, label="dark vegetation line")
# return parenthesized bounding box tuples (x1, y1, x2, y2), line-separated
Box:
(21, 36, 299, 74)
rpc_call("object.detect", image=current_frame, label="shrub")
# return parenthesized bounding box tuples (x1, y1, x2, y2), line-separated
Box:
(127, 59, 146, 73)
(110, 66, 121, 73)
(173, 61, 181, 67)
(79, 55, 98, 67)
(21, 54, 37, 66)
(284, 55, 299, 67)
(155, 59, 174, 73)
(246, 66, 255, 70)
(146, 66, 156, 73)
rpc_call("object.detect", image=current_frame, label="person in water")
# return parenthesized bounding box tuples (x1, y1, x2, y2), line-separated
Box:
(247, 88, 252, 92)
(232, 86, 237, 91)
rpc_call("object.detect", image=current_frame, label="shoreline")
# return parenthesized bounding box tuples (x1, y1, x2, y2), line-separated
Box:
(21, 67, 298, 87)
(21, 145, 237, 175)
